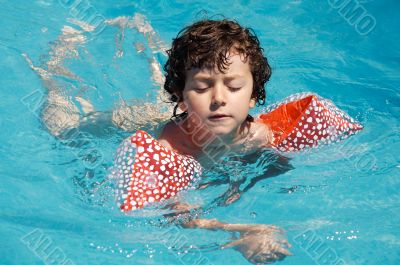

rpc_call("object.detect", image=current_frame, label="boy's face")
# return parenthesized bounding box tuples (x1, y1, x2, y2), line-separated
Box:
(181, 51, 255, 142)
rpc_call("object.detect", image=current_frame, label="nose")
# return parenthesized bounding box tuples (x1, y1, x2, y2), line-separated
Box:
(211, 85, 226, 106)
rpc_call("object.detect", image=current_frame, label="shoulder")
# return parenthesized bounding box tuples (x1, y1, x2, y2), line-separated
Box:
(247, 121, 274, 148)
(229, 121, 274, 155)
(158, 120, 183, 151)
(158, 120, 201, 157)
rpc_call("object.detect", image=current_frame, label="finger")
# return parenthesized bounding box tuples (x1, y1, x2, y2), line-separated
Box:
(276, 237, 291, 248)
(276, 245, 293, 256)
(265, 224, 285, 234)
(220, 238, 244, 249)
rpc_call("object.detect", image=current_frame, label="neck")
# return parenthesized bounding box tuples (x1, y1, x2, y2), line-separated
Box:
(179, 119, 252, 159)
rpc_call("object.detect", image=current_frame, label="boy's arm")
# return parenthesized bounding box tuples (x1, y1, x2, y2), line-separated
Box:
(180, 217, 291, 263)
(164, 203, 291, 264)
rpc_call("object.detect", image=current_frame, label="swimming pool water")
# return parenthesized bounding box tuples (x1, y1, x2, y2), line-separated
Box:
(1, 0, 399, 264)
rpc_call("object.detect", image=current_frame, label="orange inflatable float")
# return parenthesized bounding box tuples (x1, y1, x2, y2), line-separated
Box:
(256, 93, 363, 151)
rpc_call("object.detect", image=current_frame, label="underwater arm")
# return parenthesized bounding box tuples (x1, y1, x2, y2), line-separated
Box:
(179, 216, 292, 264)
(161, 200, 290, 264)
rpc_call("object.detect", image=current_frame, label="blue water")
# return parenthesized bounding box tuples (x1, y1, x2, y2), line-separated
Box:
(1, 0, 399, 264)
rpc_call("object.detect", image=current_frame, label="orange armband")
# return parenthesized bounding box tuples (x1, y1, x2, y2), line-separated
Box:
(256, 93, 362, 152)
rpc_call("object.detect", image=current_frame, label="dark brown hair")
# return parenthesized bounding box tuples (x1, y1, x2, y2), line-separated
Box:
(163, 19, 271, 117)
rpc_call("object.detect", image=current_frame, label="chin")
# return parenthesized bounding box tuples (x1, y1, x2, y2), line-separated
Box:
(209, 127, 236, 139)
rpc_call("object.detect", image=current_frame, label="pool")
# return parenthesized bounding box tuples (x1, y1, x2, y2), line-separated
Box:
(1, 0, 399, 264)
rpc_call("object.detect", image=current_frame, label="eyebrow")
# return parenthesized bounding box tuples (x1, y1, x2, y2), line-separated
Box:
(191, 74, 245, 81)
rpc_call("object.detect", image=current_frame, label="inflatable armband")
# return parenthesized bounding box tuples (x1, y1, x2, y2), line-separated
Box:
(113, 130, 202, 211)
(256, 93, 363, 152)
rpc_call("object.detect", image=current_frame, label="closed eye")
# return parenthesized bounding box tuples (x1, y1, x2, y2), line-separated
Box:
(228, 86, 242, 92)
(193, 87, 210, 93)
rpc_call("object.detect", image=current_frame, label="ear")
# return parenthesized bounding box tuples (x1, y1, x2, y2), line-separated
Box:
(249, 98, 256, 108)
(178, 101, 188, 112)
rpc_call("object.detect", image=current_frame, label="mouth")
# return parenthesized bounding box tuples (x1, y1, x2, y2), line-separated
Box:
(208, 114, 231, 120)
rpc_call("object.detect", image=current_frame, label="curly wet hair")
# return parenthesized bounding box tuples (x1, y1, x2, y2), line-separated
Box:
(163, 19, 272, 117)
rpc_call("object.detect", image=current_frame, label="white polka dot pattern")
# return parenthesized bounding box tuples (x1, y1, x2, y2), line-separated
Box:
(112, 130, 202, 212)
(258, 93, 363, 152)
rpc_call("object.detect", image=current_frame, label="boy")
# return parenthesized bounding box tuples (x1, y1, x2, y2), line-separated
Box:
(159, 19, 275, 163)
(28, 16, 291, 264)
(157, 19, 291, 263)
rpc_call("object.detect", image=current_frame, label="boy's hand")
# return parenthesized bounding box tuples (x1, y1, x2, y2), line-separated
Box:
(238, 123, 275, 154)
(221, 224, 292, 264)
